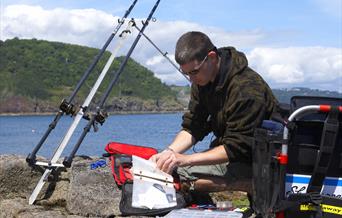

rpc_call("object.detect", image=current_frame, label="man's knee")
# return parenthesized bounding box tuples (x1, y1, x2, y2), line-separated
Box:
(193, 176, 252, 193)
(177, 162, 252, 193)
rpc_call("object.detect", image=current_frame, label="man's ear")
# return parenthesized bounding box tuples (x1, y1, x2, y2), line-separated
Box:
(208, 50, 216, 56)
(207, 51, 217, 65)
(208, 51, 218, 61)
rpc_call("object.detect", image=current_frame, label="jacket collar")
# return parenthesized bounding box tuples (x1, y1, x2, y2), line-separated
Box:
(197, 47, 248, 93)
(213, 47, 248, 92)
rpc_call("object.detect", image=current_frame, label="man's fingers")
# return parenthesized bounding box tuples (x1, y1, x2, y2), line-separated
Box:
(156, 152, 170, 169)
(152, 149, 183, 174)
(160, 152, 180, 174)
(166, 160, 177, 174)
(149, 153, 158, 163)
(156, 150, 174, 170)
(149, 152, 165, 163)
(161, 157, 173, 173)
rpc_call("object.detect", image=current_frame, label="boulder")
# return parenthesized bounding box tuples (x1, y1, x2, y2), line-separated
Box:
(0, 198, 68, 218)
(66, 157, 121, 216)
(0, 155, 121, 217)
(0, 155, 42, 201)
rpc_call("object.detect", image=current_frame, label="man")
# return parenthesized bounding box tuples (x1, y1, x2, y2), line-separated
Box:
(150, 31, 278, 193)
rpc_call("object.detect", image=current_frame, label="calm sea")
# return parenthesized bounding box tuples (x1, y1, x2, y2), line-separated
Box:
(0, 113, 211, 159)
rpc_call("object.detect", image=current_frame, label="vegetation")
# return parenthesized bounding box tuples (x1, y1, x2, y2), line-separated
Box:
(0, 38, 181, 113)
(0, 38, 340, 113)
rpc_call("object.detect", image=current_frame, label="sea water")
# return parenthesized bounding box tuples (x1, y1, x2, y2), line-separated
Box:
(0, 113, 211, 158)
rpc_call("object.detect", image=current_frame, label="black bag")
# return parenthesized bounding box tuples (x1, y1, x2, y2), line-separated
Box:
(104, 142, 187, 216)
(119, 182, 187, 217)
(281, 96, 342, 218)
(252, 96, 342, 218)
(252, 121, 283, 218)
(283, 195, 342, 218)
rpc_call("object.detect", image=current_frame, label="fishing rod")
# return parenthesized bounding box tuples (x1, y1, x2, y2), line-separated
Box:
(26, 0, 138, 166)
(63, 0, 161, 168)
(28, 23, 134, 205)
(29, 0, 161, 205)
(132, 23, 190, 82)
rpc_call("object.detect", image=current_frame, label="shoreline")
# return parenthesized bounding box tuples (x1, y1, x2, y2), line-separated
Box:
(0, 110, 187, 116)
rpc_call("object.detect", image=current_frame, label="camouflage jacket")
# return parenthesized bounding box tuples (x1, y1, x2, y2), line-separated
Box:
(182, 47, 278, 163)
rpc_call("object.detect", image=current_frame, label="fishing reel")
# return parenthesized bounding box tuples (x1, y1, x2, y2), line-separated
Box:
(95, 109, 108, 125)
(119, 29, 131, 37)
(82, 109, 108, 132)
(59, 99, 76, 116)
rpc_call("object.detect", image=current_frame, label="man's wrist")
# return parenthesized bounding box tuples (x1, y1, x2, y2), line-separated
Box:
(164, 147, 175, 152)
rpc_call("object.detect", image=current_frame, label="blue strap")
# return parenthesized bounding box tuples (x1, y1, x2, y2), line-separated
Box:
(90, 159, 107, 170)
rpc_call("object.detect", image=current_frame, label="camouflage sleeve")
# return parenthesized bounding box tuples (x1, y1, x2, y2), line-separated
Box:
(181, 85, 211, 142)
(222, 98, 267, 162)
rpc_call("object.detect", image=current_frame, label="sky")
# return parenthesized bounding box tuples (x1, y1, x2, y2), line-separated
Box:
(1, 0, 341, 92)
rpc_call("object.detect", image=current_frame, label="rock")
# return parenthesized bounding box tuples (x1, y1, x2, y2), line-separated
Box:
(0, 155, 42, 201)
(0, 198, 67, 218)
(66, 157, 121, 217)
(35, 167, 70, 207)
(0, 154, 251, 217)
(0, 155, 122, 217)
(0, 96, 35, 113)
(0, 198, 30, 218)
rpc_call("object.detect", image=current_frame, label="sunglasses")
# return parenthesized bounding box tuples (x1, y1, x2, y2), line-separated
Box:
(181, 54, 209, 76)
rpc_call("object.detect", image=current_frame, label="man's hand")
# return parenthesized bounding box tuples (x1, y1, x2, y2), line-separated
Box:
(150, 149, 188, 174)
(150, 145, 229, 174)
(149, 130, 195, 174)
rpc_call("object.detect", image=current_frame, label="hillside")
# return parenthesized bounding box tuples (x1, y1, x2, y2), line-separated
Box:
(0, 38, 183, 113)
(170, 86, 341, 106)
(272, 87, 341, 103)
(0, 38, 340, 114)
